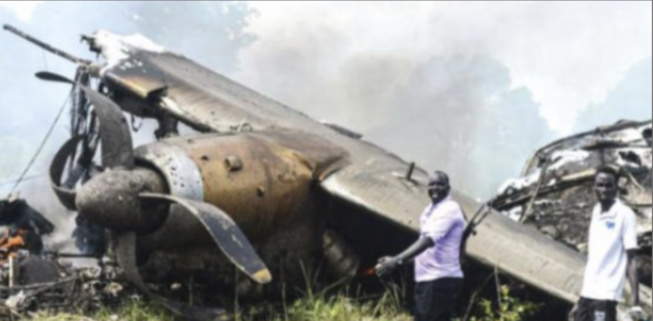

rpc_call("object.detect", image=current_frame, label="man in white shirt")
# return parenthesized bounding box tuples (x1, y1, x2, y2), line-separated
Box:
(570, 165, 642, 321)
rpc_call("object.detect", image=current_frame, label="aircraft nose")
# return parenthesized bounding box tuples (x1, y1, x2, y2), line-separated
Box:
(75, 167, 168, 233)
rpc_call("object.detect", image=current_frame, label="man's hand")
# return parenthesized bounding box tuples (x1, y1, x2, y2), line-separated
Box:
(568, 302, 578, 321)
(629, 306, 644, 321)
(375, 256, 401, 278)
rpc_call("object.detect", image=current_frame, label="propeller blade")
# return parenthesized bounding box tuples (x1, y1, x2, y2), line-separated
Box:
(35, 71, 75, 84)
(64, 133, 100, 187)
(79, 86, 134, 168)
(114, 232, 229, 321)
(63, 162, 88, 188)
(49, 135, 84, 210)
(139, 193, 273, 284)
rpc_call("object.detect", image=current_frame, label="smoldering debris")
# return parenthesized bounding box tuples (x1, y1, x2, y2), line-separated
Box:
(491, 119, 653, 285)
(0, 254, 130, 319)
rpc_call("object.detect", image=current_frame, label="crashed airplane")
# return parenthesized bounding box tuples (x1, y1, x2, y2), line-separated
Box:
(3, 25, 652, 320)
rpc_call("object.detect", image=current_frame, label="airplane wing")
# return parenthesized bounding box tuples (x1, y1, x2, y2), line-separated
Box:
(90, 31, 652, 312)
(318, 150, 653, 317)
(321, 163, 588, 301)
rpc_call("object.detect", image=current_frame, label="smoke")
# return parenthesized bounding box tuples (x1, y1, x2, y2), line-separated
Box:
(574, 57, 653, 132)
(229, 1, 651, 198)
(0, 2, 650, 224)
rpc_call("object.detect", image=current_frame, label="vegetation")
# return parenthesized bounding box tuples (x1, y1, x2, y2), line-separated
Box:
(264, 290, 412, 321)
(26, 283, 539, 321)
(466, 285, 540, 321)
(27, 299, 175, 321)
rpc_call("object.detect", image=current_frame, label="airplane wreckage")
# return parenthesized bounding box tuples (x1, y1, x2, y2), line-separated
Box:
(491, 120, 653, 286)
(1, 25, 652, 320)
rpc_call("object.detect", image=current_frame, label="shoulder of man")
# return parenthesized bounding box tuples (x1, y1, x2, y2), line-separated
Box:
(615, 200, 637, 219)
(439, 198, 464, 217)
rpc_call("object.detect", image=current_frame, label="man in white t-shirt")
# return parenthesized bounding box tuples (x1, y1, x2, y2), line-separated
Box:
(570, 165, 642, 321)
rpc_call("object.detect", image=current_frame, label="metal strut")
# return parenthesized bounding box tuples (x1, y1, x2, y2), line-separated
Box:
(3, 24, 92, 65)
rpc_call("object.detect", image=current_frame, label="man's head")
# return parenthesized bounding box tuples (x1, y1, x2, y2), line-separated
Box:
(643, 128, 652, 147)
(428, 171, 450, 204)
(594, 165, 620, 205)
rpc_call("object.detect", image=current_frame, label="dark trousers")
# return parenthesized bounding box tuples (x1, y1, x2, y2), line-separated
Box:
(414, 277, 463, 321)
(576, 297, 617, 321)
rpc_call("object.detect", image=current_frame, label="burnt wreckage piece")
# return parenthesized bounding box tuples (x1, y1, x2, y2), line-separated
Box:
(0, 196, 54, 256)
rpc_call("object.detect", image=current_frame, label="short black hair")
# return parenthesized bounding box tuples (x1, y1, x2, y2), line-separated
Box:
(431, 170, 450, 185)
(595, 165, 620, 182)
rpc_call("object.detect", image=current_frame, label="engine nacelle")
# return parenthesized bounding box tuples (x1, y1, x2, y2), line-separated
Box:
(135, 130, 346, 251)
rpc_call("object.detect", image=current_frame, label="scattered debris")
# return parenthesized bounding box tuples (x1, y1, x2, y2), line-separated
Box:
(0, 253, 128, 319)
(0, 195, 55, 262)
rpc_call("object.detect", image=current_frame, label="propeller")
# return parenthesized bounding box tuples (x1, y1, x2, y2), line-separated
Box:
(44, 77, 272, 319)
(139, 193, 272, 284)
(35, 71, 75, 84)
(114, 232, 228, 320)
(49, 135, 84, 210)
(42, 68, 99, 199)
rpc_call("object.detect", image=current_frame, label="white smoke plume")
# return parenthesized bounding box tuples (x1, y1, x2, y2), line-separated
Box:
(0, 2, 650, 252)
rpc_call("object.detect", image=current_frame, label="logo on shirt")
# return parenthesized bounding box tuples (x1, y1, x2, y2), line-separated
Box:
(605, 221, 615, 230)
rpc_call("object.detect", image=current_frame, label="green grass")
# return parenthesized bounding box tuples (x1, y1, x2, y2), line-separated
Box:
(27, 299, 175, 321)
(264, 291, 412, 321)
(27, 294, 412, 321)
(26, 284, 538, 321)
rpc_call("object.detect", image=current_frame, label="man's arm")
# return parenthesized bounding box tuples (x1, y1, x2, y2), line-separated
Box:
(627, 249, 639, 306)
(376, 206, 459, 277)
(376, 237, 434, 277)
(622, 207, 639, 306)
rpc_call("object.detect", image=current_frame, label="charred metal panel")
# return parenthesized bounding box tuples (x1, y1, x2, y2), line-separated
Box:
(135, 142, 205, 201)
(104, 57, 168, 101)
(135, 142, 207, 250)
(75, 168, 167, 233)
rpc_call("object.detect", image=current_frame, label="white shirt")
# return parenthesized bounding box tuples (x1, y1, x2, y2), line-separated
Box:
(414, 195, 466, 282)
(581, 199, 639, 301)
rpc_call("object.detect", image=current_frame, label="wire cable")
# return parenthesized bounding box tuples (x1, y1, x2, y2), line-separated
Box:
(10, 92, 71, 193)
(0, 173, 46, 187)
